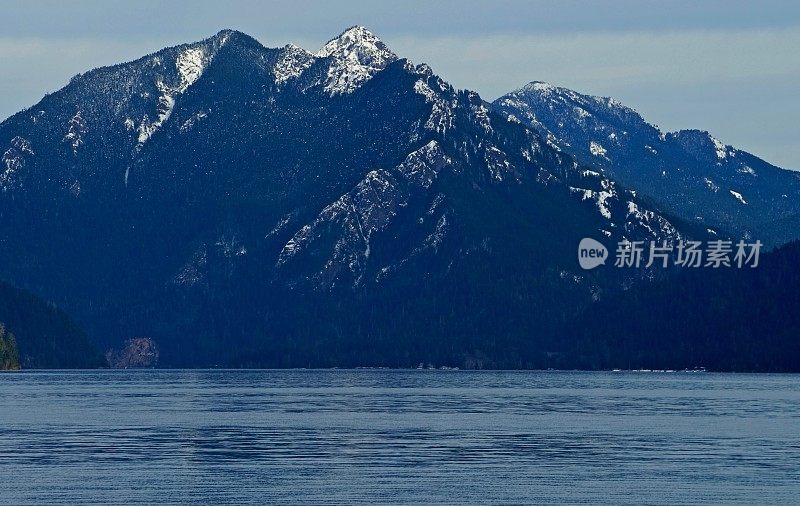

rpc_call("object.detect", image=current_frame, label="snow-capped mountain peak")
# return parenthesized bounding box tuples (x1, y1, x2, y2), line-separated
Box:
(523, 81, 558, 94)
(316, 26, 392, 58)
(315, 26, 397, 95)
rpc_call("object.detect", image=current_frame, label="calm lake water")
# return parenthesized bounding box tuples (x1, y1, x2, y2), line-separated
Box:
(0, 370, 798, 504)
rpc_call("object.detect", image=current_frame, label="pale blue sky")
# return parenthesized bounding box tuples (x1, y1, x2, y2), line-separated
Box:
(2, 0, 798, 167)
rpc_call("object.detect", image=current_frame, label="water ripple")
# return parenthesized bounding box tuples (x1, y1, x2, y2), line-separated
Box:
(1, 370, 798, 504)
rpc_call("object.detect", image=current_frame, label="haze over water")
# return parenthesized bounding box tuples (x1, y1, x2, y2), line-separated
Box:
(1, 370, 798, 503)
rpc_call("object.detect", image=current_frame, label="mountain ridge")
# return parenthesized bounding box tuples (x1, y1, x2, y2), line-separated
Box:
(493, 80, 800, 246)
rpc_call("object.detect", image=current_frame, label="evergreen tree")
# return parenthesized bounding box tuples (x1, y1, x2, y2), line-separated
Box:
(0, 323, 20, 370)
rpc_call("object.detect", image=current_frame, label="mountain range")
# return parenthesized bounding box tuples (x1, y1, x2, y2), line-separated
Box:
(0, 27, 796, 369)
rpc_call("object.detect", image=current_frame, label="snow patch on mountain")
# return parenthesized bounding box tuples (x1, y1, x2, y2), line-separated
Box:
(711, 135, 727, 160)
(176, 48, 206, 89)
(273, 44, 315, 84)
(704, 178, 720, 192)
(471, 101, 493, 134)
(530, 82, 556, 94)
(173, 245, 208, 287)
(8, 136, 33, 157)
(495, 96, 540, 126)
(574, 106, 591, 119)
(266, 213, 295, 239)
(485, 146, 515, 181)
(1, 137, 34, 191)
(413, 79, 455, 134)
(589, 141, 608, 160)
(423, 213, 448, 252)
(137, 46, 213, 149)
(569, 175, 616, 220)
(399, 140, 453, 187)
(216, 235, 248, 257)
(180, 111, 208, 133)
(729, 190, 747, 204)
(625, 201, 680, 239)
(64, 112, 87, 155)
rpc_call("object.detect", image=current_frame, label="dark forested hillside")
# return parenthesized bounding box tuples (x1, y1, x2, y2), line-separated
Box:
(563, 241, 800, 372)
(0, 282, 105, 368)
